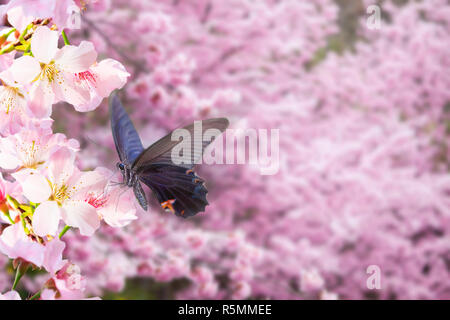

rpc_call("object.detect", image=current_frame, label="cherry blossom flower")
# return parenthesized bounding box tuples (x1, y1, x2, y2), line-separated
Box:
(6, 26, 97, 116)
(0, 123, 76, 171)
(42, 263, 98, 299)
(1, 0, 80, 31)
(0, 223, 65, 273)
(16, 147, 102, 237)
(73, 59, 129, 112)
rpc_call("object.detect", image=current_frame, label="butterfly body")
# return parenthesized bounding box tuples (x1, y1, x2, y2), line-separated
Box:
(110, 93, 228, 218)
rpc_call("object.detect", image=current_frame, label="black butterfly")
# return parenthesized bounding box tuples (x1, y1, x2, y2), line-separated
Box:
(109, 92, 229, 218)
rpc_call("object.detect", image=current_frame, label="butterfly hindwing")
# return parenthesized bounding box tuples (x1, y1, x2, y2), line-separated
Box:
(138, 164, 208, 218)
(110, 92, 144, 166)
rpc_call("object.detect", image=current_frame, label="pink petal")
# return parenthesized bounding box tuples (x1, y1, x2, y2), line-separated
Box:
(42, 238, 66, 274)
(6, 55, 41, 85)
(69, 170, 107, 201)
(7, 6, 32, 31)
(55, 41, 97, 73)
(40, 289, 56, 300)
(0, 223, 45, 266)
(100, 188, 137, 228)
(52, 71, 91, 109)
(31, 26, 59, 64)
(29, 80, 55, 118)
(0, 152, 20, 170)
(22, 172, 52, 203)
(61, 201, 100, 236)
(53, 0, 81, 30)
(48, 147, 75, 186)
(0, 290, 21, 300)
(72, 92, 102, 112)
(32, 201, 61, 237)
(93, 59, 130, 97)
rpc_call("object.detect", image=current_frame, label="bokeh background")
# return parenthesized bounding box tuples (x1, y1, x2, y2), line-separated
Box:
(4, 0, 450, 299)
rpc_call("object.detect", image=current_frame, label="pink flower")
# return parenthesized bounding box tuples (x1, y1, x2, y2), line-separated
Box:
(0, 173, 21, 224)
(1, 0, 80, 31)
(0, 122, 75, 171)
(0, 82, 28, 135)
(44, 263, 93, 299)
(16, 148, 102, 237)
(0, 290, 21, 300)
(300, 269, 325, 292)
(0, 223, 65, 273)
(0, 58, 29, 134)
(133, 11, 173, 34)
(84, 169, 137, 228)
(73, 58, 129, 112)
(320, 290, 339, 300)
(0, 223, 44, 267)
(6, 26, 97, 116)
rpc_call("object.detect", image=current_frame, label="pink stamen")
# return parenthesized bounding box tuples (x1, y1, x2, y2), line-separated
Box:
(86, 193, 108, 208)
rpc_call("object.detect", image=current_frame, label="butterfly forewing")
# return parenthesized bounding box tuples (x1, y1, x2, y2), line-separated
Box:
(132, 118, 229, 170)
(110, 92, 144, 166)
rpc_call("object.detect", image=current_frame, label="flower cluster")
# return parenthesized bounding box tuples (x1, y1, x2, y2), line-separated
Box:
(0, 0, 133, 299)
(56, 0, 450, 300)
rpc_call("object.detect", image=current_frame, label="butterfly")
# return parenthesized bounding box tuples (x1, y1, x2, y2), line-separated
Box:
(109, 92, 229, 218)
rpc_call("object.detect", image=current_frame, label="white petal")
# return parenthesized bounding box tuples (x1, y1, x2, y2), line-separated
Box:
(22, 173, 52, 203)
(31, 26, 59, 64)
(55, 41, 97, 73)
(52, 71, 91, 108)
(0, 152, 20, 170)
(32, 201, 61, 237)
(6, 55, 41, 85)
(48, 147, 75, 186)
(62, 201, 100, 237)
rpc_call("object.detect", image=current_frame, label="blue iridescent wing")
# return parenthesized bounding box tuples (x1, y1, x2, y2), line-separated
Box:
(109, 92, 144, 166)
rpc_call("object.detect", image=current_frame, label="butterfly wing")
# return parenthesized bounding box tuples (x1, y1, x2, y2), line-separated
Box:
(133, 118, 229, 217)
(138, 164, 208, 218)
(132, 118, 229, 169)
(109, 92, 144, 166)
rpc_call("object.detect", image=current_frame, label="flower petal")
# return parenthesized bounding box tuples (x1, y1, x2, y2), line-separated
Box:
(93, 59, 129, 97)
(31, 26, 59, 64)
(22, 172, 52, 203)
(0, 152, 20, 170)
(32, 201, 61, 237)
(29, 80, 55, 118)
(42, 238, 66, 274)
(61, 201, 100, 236)
(0, 290, 22, 300)
(68, 170, 107, 201)
(48, 147, 75, 186)
(55, 41, 97, 73)
(52, 71, 91, 109)
(5, 55, 41, 85)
